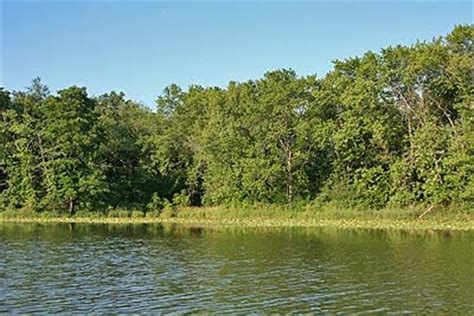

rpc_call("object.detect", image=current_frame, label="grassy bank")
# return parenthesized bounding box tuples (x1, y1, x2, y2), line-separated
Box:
(1, 204, 473, 231)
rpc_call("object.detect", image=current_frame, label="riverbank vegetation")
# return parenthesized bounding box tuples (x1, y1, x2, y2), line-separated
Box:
(0, 205, 472, 231)
(1, 26, 473, 219)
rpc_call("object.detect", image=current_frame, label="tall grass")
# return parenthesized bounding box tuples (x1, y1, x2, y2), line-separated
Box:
(0, 203, 472, 231)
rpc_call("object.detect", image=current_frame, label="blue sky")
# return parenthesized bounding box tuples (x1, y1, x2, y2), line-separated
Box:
(2, 1, 472, 108)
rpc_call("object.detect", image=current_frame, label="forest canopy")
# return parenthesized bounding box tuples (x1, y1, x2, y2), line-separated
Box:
(1, 25, 472, 214)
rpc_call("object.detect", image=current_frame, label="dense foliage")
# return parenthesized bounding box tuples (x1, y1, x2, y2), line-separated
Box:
(1, 26, 472, 214)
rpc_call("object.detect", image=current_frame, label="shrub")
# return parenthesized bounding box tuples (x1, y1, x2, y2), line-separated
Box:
(160, 201, 177, 218)
(146, 193, 166, 213)
(108, 209, 131, 218)
(131, 210, 145, 218)
(172, 191, 190, 207)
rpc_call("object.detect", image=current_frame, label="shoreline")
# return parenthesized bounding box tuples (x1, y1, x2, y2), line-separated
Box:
(1, 211, 472, 231)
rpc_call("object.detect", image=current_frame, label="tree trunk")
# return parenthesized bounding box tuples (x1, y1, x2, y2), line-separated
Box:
(418, 205, 435, 219)
(69, 198, 75, 216)
(287, 149, 293, 203)
(408, 115, 413, 161)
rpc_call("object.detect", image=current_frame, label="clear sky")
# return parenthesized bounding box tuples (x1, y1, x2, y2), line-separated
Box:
(2, 1, 472, 108)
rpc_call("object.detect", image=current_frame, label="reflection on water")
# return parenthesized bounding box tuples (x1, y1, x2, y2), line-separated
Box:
(1, 223, 473, 313)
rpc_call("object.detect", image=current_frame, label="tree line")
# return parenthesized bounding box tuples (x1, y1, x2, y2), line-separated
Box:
(1, 25, 472, 214)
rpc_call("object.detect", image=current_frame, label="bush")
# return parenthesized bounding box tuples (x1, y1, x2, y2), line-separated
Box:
(108, 209, 131, 218)
(146, 193, 166, 213)
(172, 191, 190, 207)
(160, 201, 177, 218)
(131, 210, 145, 218)
(145, 210, 162, 219)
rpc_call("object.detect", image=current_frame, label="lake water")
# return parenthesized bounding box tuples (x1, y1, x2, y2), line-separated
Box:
(1, 223, 473, 314)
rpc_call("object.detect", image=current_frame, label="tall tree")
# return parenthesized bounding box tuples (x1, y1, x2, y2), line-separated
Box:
(40, 87, 107, 214)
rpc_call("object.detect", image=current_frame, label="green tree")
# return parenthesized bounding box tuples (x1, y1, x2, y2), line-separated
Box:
(39, 87, 107, 214)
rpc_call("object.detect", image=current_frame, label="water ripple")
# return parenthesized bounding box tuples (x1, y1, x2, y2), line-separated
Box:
(1, 223, 473, 314)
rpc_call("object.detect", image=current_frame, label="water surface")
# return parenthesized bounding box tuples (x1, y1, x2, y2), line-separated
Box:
(1, 223, 473, 313)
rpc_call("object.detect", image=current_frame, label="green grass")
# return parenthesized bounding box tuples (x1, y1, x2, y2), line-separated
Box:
(0, 204, 472, 231)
